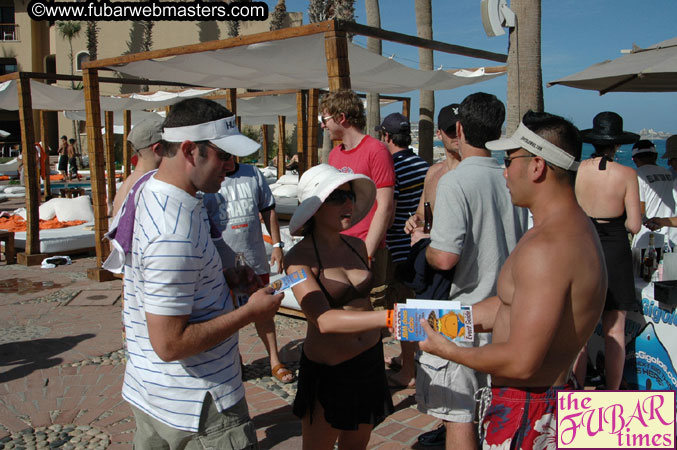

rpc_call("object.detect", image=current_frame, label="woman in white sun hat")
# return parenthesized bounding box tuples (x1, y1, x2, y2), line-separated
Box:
(285, 164, 394, 449)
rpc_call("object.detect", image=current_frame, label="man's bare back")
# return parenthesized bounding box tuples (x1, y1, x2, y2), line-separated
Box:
(491, 201, 606, 387)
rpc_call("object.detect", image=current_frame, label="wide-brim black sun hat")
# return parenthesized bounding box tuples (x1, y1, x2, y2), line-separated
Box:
(580, 111, 639, 145)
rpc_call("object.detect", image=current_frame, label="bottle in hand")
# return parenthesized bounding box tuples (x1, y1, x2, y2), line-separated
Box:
(642, 233, 658, 282)
(423, 202, 433, 233)
(232, 252, 249, 308)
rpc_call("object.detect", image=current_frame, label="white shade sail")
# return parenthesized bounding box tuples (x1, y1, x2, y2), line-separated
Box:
(102, 34, 504, 94)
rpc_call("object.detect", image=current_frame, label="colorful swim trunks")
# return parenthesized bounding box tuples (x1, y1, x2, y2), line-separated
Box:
(481, 383, 574, 450)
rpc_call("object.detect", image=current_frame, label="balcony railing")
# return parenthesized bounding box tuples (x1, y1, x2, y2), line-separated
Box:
(0, 24, 19, 42)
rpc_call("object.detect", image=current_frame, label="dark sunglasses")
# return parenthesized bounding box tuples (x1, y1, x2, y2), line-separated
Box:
(503, 154, 535, 168)
(199, 142, 233, 162)
(325, 189, 356, 205)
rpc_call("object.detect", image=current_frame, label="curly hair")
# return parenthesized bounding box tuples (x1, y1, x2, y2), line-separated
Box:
(320, 89, 366, 131)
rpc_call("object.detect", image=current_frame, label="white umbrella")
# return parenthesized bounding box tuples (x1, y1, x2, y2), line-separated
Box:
(548, 37, 677, 95)
(0, 130, 9, 138)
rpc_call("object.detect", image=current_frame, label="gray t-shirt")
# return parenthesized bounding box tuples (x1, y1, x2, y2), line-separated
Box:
(203, 164, 275, 275)
(430, 156, 528, 304)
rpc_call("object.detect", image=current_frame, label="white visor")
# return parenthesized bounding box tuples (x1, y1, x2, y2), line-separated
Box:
(486, 123, 580, 171)
(162, 116, 260, 157)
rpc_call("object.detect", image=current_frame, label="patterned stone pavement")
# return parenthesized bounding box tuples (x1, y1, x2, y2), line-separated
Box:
(0, 257, 443, 449)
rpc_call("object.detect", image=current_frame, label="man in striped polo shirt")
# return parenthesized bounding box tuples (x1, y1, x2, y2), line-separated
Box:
(378, 112, 429, 389)
(122, 98, 283, 449)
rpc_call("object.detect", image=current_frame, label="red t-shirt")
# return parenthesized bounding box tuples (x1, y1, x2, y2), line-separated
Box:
(328, 135, 395, 243)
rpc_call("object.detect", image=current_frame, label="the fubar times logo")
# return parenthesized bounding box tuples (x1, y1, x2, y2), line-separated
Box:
(557, 391, 675, 449)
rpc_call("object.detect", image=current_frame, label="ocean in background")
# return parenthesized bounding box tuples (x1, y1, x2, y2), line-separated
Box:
(432, 139, 670, 170)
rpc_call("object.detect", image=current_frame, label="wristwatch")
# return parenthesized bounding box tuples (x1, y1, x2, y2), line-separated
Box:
(272, 242, 284, 249)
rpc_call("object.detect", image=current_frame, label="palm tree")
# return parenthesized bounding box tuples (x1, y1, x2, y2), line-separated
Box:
(415, 0, 434, 164)
(86, 21, 98, 61)
(506, 0, 543, 133)
(308, 0, 355, 23)
(365, 0, 381, 138)
(56, 21, 83, 162)
(270, 0, 287, 31)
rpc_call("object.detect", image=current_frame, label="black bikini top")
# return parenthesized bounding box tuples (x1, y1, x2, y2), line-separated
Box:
(310, 233, 373, 308)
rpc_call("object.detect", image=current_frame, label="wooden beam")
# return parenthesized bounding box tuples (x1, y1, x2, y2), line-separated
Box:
(296, 90, 307, 175)
(261, 125, 269, 167)
(225, 89, 237, 116)
(339, 21, 507, 63)
(83, 22, 340, 69)
(324, 31, 351, 91)
(277, 115, 285, 179)
(39, 109, 51, 199)
(236, 89, 300, 99)
(105, 111, 116, 214)
(123, 110, 132, 179)
(16, 75, 44, 260)
(83, 68, 111, 274)
(402, 98, 411, 119)
(307, 89, 319, 169)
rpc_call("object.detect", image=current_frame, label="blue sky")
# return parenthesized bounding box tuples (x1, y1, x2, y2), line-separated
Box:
(264, 0, 677, 134)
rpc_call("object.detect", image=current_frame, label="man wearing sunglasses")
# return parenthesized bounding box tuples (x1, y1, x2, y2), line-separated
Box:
(419, 111, 606, 450)
(412, 93, 528, 450)
(117, 98, 283, 449)
(321, 89, 396, 305)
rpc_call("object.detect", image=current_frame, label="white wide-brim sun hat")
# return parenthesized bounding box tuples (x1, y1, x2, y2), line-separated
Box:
(289, 164, 376, 236)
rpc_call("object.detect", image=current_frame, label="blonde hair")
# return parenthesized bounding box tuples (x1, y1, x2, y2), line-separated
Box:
(320, 89, 366, 130)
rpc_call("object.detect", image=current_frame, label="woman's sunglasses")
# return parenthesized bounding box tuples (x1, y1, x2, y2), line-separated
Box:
(325, 189, 356, 204)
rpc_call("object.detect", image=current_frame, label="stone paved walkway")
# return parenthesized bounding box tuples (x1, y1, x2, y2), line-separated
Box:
(0, 257, 443, 449)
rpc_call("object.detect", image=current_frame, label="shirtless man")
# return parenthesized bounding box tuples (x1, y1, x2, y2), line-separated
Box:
(112, 118, 164, 217)
(419, 111, 607, 449)
(404, 104, 461, 234)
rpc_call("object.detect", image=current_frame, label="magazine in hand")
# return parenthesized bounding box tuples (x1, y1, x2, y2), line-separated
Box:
(394, 299, 473, 342)
(268, 269, 308, 295)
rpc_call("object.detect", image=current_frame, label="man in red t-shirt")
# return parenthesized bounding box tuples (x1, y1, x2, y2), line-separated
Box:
(321, 89, 396, 303)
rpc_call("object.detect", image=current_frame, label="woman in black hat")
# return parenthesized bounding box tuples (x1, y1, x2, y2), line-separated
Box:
(574, 111, 642, 390)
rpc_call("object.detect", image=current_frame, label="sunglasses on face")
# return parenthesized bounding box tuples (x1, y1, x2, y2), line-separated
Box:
(319, 115, 334, 125)
(325, 189, 356, 205)
(199, 142, 233, 162)
(503, 154, 535, 168)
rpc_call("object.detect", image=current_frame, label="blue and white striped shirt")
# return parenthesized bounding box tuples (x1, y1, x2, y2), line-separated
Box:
(121, 176, 241, 432)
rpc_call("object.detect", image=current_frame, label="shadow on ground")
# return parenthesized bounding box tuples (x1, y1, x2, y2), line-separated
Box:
(0, 333, 95, 382)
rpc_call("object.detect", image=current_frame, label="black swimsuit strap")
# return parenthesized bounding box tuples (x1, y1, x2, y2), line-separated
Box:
(591, 153, 613, 171)
(310, 232, 324, 270)
(339, 236, 370, 269)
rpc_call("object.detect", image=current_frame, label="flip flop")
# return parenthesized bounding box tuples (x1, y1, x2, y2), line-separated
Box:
(271, 363, 296, 384)
(384, 355, 403, 372)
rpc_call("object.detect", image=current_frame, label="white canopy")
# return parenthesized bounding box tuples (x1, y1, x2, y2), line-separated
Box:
(64, 110, 165, 134)
(103, 34, 504, 94)
(0, 80, 216, 112)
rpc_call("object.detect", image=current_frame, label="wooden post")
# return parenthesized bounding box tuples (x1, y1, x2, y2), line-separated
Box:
(16, 75, 46, 265)
(261, 125, 269, 167)
(83, 68, 115, 281)
(39, 109, 51, 199)
(402, 98, 411, 119)
(123, 110, 132, 179)
(307, 89, 320, 168)
(276, 115, 285, 179)
(324, 30, 351, 91)
(225, 88, 237, 116)
(296, 90, 307, 174)
(105, 111, 116, 214)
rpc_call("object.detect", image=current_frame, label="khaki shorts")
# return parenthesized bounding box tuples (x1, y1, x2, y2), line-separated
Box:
(415, 332, 491, 422)
(131, 395, 258, 450)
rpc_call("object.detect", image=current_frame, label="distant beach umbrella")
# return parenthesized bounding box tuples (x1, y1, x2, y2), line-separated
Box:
(548, 37, 677, 95)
